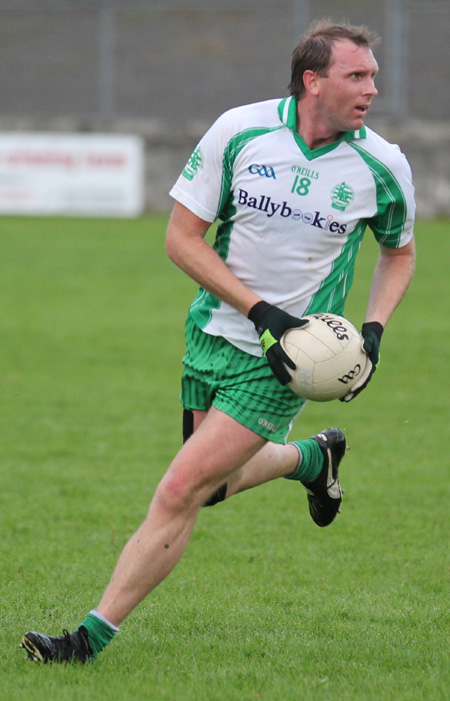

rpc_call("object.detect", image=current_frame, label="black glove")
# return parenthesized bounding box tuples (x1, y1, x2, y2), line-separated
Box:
(341, 321, 384, 402)
(248, 301, 308, 385)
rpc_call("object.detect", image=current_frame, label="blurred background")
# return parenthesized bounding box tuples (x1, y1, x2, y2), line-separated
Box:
(0, 0, 449, 217)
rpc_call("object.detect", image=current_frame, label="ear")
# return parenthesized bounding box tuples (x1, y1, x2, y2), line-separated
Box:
(302, 70, 321, 96)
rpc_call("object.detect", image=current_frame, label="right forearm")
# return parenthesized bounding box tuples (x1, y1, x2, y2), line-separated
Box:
(166, 203, 261, 316)
(171, 235, 260, 316)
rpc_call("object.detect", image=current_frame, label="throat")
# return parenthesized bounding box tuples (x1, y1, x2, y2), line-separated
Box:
(298, 127, 342, 151)
(296, 113, 342, 151)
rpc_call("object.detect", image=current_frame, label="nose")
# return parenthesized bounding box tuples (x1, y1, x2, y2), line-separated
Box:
(366, 77, 378, 97)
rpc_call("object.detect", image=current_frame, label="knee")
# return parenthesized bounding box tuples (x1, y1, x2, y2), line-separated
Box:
(155, 471, 201, 514)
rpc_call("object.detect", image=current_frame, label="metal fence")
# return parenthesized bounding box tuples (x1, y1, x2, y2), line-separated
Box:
(0, 0, 449, 126)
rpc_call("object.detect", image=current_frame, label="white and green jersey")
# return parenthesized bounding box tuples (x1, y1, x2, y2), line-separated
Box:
(170, 96, 415, 356)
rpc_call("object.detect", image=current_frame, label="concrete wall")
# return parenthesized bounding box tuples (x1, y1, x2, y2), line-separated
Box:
(0, 116, 448, 218)
(385, 121, 450, 219)
(141, 118, 450, 219)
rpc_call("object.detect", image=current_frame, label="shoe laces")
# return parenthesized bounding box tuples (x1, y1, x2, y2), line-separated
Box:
(59, 628, 90, 658)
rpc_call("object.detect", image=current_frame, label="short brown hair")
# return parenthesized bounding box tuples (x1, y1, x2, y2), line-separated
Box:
(288, 19, 379, 101)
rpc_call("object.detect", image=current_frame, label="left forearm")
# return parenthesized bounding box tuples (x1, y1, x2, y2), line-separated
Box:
(365, 239, 416, 327)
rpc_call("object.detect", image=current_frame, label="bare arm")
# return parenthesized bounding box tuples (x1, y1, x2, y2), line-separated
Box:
(165, 201, 261, 317)
(365, 238, 416, 327)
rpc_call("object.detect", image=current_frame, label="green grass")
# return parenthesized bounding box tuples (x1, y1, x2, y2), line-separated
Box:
(1, 215, 449, 700)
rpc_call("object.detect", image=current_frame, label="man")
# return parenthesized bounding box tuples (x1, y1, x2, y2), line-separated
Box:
(21, 20, 415, 663)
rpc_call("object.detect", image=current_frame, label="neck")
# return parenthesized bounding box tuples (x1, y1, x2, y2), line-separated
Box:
(296, 100, 342, 150)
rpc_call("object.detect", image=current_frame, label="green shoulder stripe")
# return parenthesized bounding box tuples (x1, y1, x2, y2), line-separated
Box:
(348, 141, 407, 247)
(217, 126, 282, 219)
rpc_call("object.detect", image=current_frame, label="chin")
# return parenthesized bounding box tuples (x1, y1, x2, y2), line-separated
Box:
(346, 120, 365, 132)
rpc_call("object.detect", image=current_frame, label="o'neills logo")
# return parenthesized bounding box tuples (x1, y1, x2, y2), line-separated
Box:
(258, 417, 278, 432)
(237, 188, 347, 233)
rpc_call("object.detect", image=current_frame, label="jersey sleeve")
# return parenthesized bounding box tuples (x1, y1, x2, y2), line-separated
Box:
(169, 111, 234, 223)
(368, 145, 415, 248)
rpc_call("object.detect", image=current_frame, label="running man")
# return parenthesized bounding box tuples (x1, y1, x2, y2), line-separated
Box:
(21, 20, 415, 664)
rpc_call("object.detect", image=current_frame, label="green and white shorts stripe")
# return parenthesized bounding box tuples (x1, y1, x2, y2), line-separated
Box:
(181, 315, 307, 443)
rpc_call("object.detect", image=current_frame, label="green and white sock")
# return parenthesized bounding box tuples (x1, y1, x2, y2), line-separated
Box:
(78, 610, 119, 659)
(285, 438, 324, 483)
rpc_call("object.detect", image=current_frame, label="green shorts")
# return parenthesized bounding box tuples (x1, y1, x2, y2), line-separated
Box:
(181, 315, 307, 443)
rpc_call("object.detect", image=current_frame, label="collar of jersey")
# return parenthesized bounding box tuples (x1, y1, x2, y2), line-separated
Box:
(278, 96, 367, 161)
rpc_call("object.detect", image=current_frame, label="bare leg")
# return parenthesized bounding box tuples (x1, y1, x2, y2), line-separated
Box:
(190, 409, 299, 498)
(97, 408, 266, 626)
(226, 440, 299, 497)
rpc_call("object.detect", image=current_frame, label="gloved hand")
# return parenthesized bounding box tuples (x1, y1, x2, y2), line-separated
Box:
(248, 301, 308, 385)
(341, 321, 384, 402)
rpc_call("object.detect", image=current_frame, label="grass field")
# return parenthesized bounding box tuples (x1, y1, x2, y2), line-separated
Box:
(1, 215, 449, 700)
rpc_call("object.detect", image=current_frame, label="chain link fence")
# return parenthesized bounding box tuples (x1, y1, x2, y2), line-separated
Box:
(0, 0, 449, 125)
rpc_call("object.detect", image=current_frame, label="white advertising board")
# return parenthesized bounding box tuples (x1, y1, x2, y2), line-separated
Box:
(0, 133, 144, 217)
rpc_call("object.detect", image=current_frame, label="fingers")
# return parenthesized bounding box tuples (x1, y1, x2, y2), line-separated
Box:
(340, 358, 374, 402)
(267, 346, 295, 385)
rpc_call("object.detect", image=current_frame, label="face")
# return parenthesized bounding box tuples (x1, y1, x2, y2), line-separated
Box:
(314, 40, 379, 133)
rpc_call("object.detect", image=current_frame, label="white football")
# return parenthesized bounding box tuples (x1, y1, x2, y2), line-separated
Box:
(281, 313, 369, 401)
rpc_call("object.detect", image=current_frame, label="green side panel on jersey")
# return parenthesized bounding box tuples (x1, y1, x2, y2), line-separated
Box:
(190, 125, 282, 329)
(348, 141, 408, 247)
(189, 215, 237, 327)
(304, 220, 367, 316)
